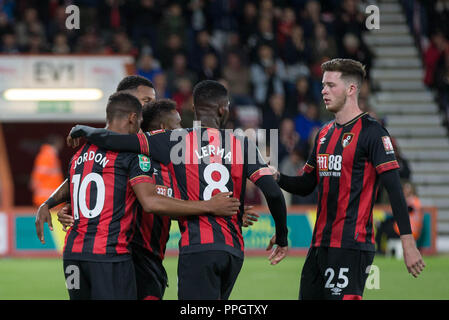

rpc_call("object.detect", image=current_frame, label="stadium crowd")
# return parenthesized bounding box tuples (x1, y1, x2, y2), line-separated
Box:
(0, 0, 377, 204)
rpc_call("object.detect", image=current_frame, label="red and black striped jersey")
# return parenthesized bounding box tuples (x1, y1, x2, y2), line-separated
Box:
(64, 143, 153, 262)
(304, 113, 399, 252)
(131, 160, 173, 261)
(138, 127, 272, 259)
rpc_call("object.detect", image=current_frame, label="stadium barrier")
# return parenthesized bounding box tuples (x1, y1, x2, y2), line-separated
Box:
(0, 205, 437, 257)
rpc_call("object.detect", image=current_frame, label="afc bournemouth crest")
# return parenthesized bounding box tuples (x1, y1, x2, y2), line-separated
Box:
(341, 133, 354, 148)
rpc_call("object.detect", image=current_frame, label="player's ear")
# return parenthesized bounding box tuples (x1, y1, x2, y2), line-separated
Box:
(128, 112, 137, 125)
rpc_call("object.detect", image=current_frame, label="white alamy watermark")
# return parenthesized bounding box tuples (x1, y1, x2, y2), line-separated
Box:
(167, 122, 279, 168)
(365, 5, 380, 30)
(65, 264, 80, 290)
(65, 5, 80, 30)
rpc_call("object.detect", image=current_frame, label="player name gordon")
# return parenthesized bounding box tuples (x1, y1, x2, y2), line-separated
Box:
(73, 151, 109, 169)
(180, 304, 269, 317)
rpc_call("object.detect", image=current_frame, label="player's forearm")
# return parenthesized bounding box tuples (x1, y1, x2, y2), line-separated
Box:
(70, 125, 142, 153)
(43, 179, 70, 209)
(380, 170, 412, 235)
(141, 195, 210, 217)
(278, 172, 317, 196)
(255, 176, 288, 247)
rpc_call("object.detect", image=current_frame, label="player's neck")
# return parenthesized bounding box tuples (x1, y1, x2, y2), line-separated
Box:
(195, 117, 220, 129)
(334, 102, 363, 126)
(106, 122, 132, 134)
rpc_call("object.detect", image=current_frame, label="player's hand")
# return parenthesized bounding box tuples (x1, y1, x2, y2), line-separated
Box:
(66, 134, 81, 148)
(208, 192, 240, 216)
(266, 235, 288, 265)
(242, 206, 260, 227)
(401, 234, 426, 278)
(35, 203, 53, 244)
(57, 204, 74, 232)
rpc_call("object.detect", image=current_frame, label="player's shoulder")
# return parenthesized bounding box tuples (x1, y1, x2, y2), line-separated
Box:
(361, 113, 389, 134)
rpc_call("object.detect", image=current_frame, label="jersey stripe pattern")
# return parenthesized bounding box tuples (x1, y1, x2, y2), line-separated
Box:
(131, 161, 172, 261)
(64, 143, 150, 261)
(138, 128, 270, 259)
(305, 113, 399, 252)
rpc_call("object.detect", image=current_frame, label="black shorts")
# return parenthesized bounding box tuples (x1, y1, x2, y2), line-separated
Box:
(177, 251, 244, 300)
(63, 259, 137, 300)
(131, 244, 168, 300)
(299, 247, 375, 300)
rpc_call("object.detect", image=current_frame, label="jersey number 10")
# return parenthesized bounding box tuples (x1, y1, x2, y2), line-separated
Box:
(71, 173, 105, 220)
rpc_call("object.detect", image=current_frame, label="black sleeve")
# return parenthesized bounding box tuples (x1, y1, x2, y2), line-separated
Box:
(380, 169, 412, 235)
(70, 125, 143, 153)
(278, 171, 317, 196)
(254, 175, 288, 247)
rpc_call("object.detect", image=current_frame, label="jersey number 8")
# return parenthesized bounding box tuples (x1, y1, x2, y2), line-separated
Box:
(203, 163, 229, 200)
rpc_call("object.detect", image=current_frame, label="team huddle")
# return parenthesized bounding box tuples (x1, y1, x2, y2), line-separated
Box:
(35, 58, 425, 300)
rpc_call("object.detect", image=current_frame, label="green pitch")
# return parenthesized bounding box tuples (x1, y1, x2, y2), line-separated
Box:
(0, 255, 448, 300)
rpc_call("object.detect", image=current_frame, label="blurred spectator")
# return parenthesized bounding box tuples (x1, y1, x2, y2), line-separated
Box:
(137, 52, 162, 82)
(15, 7, 46, 48)
(335, 0, 366, 42)
(159, 33, 186, 70)
(107, 30, 139, 58)
(198, 52, 221, 81)
(30, 135, 64, 207)
(301, 0, 324, 40)
(341, 32, 372, 76)
(248, 17, 277, 60)
(433, 46, 449, 122)
(283, 24, 311, 86)
(130, 0, 162, 52)
(262, 93, 287, 131)
(189, 30, 219, 72)
(208, 0, 239, 52)
(277, 7, 297, 49)
(1, 31, 19, 53)
(278, 118, 302, 164)
(238, 1, 259, 48)
(158, 3, 187, 49)
(310, 23, 338, 62)
(51, 32, 70, 54)
(186, 0, 208, 35)
(75, 28, 105, 54)
(287, 76, 315, 116)
(294, 103, 322, 142)
(250, 44, 286, 106)
(424, 31, 448, 88)
(24, 32, 47, 53)
(222, 51, 252, 105)
(172, 77, 194, 128)
(166, 52, 197, 94)
(153, 72, 171, 99)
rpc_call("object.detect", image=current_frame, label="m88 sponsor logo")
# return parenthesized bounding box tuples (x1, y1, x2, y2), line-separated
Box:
(317, 154, 342, 177)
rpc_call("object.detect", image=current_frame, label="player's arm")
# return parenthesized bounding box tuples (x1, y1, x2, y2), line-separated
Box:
(380, 169, 426, 277)
(254, 175, 289, 265)
(367, 124, 425, 277)
(275, 130, 319, 195)
(245, 137, 288, 264)
(132, 182, 240, 217)
(277, 170, 317, 196)
(35, 179, 70, 244)
(68, 125, 144, 154)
